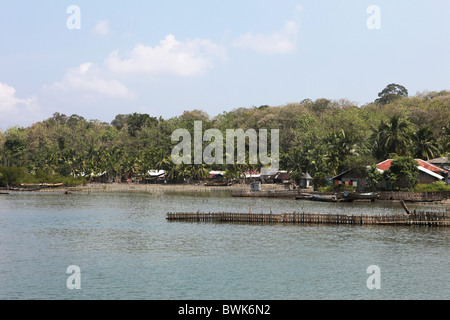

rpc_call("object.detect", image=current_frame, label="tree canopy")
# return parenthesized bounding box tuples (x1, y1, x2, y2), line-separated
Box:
(375, 83, 408, 105)
(0, 86, 449, 185)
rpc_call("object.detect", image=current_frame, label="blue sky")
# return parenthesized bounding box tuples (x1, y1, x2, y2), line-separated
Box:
(1, 0, 450, 129)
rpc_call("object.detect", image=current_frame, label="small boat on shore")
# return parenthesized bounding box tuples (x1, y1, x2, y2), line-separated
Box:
(9, 187, 42, 192)
(310, 195, 340, 203)
(20, 183, 64, 188)
(341, 192, 379, 201)
(296, 194, 353, 203)
(295, 195, 313, 200)
(204, 182, 232, 187)
(8, 183, 65, 192)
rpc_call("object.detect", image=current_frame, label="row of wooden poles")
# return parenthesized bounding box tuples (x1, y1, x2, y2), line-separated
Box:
(166, 211, 450, 227)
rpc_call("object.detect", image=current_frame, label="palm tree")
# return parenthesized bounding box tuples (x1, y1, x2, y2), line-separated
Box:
(284, 147, 304, 184)
(442, 122, 450, 155)
(224, 163, 245, 183)
(370, 116, 410, 160)
(324, 129, 360, 175)
(412, 126, 439, 160)
(155, 155, 172, 171)
(176, 163, 192, 182)
(369, 131, 386, 161)
(165, 164, 179, 182)
(191, 164, 209, 181)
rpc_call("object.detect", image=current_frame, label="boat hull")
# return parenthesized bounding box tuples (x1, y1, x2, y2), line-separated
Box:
(341, 192, 379, 201)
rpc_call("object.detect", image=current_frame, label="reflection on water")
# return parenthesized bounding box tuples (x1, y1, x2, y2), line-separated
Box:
(0, 191, 449, 300)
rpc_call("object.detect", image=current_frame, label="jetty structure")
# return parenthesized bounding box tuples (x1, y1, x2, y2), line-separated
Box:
(167, 210, 450, 227)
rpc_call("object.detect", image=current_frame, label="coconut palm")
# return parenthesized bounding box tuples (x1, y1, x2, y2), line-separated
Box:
(156, 155, 172, 171)
(283, 147, 304, 184)
(370, 116, 410, 160)
(442, 122, 450, 154)
(412, 126, 439, 160)
(191, 164, 209, 181)
(324, 129, 360, 175)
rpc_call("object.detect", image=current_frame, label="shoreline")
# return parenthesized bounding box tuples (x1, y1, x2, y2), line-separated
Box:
(65, 182, 289, 193)
(5, 182, 450, 206)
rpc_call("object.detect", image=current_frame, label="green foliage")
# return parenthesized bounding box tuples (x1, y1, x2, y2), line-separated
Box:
(312, 172, 327, 189)
(318, 185, 353, 192)
(441, 122, 450, 154)
(0, 166, 27, 187)
(370, 115, 411, 160)
(0, 88, 449, 185)
(413, 181, 450, 192)
(376, 83, 408, 105)
(384, 157, 419, 190)
(0, 166, 86, 187)
(412, 126, 439, 160)
(365, 165, 383, 191)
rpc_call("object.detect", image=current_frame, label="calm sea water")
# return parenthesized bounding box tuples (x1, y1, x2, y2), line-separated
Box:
(0, 190, 448, 300)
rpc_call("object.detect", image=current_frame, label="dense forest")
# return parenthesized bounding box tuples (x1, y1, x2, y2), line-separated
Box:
(1, 84, 449, 187)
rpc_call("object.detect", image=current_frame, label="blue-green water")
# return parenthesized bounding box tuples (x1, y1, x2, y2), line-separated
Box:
(0, 191, 448, 300)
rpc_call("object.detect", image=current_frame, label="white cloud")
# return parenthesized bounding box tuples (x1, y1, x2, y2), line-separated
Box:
(47, 62, 133, 99)
(0, 82, 21, 113)
(93, 20, 110, 36)
(105, 34, 227, 76)
(0, 82, 41, 129)
(232, 20, 299, 54)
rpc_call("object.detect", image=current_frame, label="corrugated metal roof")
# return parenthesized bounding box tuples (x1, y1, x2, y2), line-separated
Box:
(428, 157, 449, 164)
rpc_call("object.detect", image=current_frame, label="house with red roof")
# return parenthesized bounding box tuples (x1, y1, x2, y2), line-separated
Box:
(376, 159, 449, 185)
(330, 158, 449, 192)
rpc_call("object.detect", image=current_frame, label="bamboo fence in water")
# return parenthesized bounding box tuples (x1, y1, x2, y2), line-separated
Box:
(167, 210, 450, 227)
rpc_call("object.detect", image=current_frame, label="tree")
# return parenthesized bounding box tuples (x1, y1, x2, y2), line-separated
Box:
(3, 127, 28, 167)
(376, 83, 408, 105)
(126, 113, 157, 137)
(324, 129, 361, 174)
(191, 164, 209, 181)
(365, 165, 383, 191)
(370, 116, 410, 159)
(384, 157, 418, 190)
(312, 172, 327, 191)
(111, 114, 128, 130)
(441, 122, 450, 155)
(0, 86, 448, 185)
(283, 147, 304, 184)
(411, 126, 439, 160)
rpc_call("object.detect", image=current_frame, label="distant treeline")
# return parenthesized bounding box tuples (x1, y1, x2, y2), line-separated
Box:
(0, 84, 449, 186)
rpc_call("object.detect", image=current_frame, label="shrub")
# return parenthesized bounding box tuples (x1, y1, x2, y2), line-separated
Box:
(384, 156, 419, 190)
(318, 185, 354, 192)
(0, 166, 86, 187)
(413, 181, 450, 192)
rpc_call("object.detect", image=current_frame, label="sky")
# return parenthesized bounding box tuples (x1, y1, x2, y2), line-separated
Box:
(1, 0, 450, 129)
